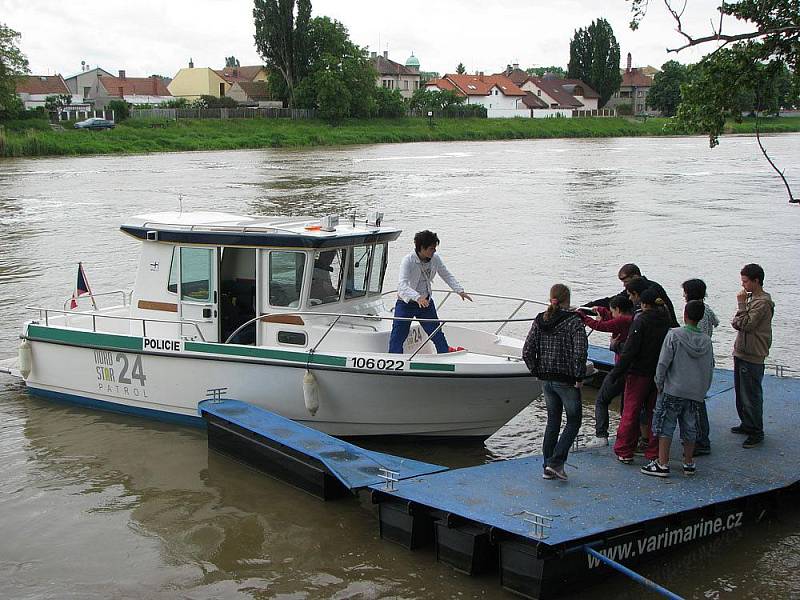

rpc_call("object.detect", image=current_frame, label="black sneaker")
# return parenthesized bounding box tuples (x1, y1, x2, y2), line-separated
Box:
(545, 465, 568, 480)
(641, 459, 670, 478)
(542, 469, 555, 480)
(731, 425, 750, 434)
(693, 447, 711, 456)
(742, 435, 764, 448)
(683, 463, 697, 476)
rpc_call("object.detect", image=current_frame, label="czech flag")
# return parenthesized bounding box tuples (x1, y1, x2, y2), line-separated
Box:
(70, 262, 96, 309)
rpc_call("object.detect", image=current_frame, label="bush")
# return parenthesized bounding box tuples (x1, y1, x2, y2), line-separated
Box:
(198, 95, 238, 109)
(616, 102, 633, 116)
(374, 87, 406, 118)
(108, 99, 130, 121)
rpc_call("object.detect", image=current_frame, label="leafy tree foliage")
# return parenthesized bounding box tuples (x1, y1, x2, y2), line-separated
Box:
(225, 56, 241, 68)
(375, 87, 406, 117)
(44, 94, 72, 113)
(456, 62, 466, 74)
(647, 60, 689, 116)
(525, 66, 567, 78)
(107, 99, 130, 121)
(0, 23, 29, 118)
(197, 94, 238, 109)
(253, 0, 311, 107)
(293, 17, 377, 120)
(409, 88, 465, 111)
(567, 18, 622, 106)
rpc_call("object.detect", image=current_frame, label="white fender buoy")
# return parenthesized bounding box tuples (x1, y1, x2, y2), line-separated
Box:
(18, 339, 32, 379)
(303, 370, 320, 416)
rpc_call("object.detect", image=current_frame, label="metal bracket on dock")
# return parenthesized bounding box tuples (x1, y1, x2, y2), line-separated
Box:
(205, 387, 228, 402)
(378, 467, 400, 491)
(521, 510, 553, 540)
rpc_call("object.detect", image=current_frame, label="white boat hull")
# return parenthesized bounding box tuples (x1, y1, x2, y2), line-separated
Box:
(24, 327, 539, 438)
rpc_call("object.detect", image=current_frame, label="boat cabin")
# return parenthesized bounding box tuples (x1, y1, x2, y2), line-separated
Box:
(121, 212, 401, 346)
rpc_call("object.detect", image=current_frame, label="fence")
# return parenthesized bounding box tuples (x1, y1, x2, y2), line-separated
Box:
(55, 109, 115, 122)
(572, 108, 618, 118)
(407, 108, 487, 119)
(130, 107, 317, 120)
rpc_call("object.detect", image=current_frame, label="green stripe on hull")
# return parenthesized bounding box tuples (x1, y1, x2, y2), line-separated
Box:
(27, 325, 143, 351)
(184, 341, 347, 367)
(410, 362, 456, 372)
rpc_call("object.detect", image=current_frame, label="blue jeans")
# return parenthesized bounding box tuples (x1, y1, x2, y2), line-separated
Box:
(595, 372, 625, 437)
(389, 299, 449, 354)
(734, 357, 765, 437)
(542, 381, 582, 470)
(695, 402, 711, 450)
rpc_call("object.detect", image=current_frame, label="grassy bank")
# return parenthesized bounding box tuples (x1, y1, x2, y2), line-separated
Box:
(1, 115, 799, 158)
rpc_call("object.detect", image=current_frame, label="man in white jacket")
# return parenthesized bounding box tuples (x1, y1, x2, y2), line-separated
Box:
(389, 230, 472, 353)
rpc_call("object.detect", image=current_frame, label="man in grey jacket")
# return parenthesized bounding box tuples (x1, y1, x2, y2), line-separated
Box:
(641, 300, 715, 478)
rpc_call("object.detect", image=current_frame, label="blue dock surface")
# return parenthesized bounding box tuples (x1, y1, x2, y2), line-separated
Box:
(199, 399, 447, 490)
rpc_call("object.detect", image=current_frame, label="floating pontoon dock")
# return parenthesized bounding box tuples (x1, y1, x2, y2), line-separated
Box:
(199, 347, 800, 599)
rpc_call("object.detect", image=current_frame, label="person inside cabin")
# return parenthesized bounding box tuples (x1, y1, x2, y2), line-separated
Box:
(642, 300, 714, 478)
(681, 278, 719, 456)
(309, 249, 341, 303)
(731, 263, 774, 449)
(607, 288, 671, 465)
(522, 284, 588, 481)
(576, 295, 634, 447)
(388, 230, 472, 354)
(586, 263, 679, 328)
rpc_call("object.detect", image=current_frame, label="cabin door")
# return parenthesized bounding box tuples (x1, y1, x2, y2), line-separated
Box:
(177, 246, 219, 342)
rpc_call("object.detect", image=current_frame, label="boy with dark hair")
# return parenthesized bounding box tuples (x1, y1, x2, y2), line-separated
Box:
(731, 263, 774, 448)
(587, 264, 679, 327)
(642, 300, 715, 477)
(577, 296, 634, 446)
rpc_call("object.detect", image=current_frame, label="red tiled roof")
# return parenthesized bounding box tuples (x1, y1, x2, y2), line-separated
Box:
(370, 55, 419, 77)
(436, 74, 526, 97)
(215, 65, 266, 83)
(560, 78, 600, 99)
(526, 77, 584, 108)
(425, 78, 464, 95)
(16, 75, 70, 95)
(622, 68, 653, 87)
(234, 80, 271, 100)
(99, 75, 171, 96)
(521, 91, 549, 109)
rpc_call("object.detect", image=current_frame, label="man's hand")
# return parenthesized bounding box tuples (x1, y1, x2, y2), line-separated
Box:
(736, 289, 749, 303)
(459, 292, 473, 302)
(574, 380, 584, 389)
(418, 296, 430, 308)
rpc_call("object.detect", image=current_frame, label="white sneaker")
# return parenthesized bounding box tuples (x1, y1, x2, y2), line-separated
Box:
(585, 436, 609, 449)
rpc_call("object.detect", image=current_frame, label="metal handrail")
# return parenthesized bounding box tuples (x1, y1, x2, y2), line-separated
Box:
(26, 305, 208, 342)
(62, 289, 131, 311)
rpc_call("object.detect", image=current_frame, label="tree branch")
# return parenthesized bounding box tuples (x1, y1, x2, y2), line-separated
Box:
(666, 26, 800, 53)
(754, 114, 798, 204)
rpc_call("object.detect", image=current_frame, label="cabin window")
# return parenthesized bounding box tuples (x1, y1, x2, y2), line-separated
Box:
(180, 247, 213, 302)
(310, 249, 344, 305)
(277, 331, 306, 346)
(167, 247, 178, 293)
(269, 251, 306, 307)
(369, 243, 387, 294)
(345, 245, 372, 300)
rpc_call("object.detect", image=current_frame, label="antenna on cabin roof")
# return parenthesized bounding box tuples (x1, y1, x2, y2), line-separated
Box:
(178, 194, 184, 216)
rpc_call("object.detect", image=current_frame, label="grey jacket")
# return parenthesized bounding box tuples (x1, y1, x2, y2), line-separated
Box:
(654, 326, 715, 402)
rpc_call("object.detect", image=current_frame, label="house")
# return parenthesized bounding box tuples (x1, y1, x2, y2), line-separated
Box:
(168, 60, 231, 100)
(215, 65, 269, 85)
(606, 53, 659, 115)
(227, 81, 280, 107)
(15, 74, 81, 109)
(93, 71, 172, 108)
(64, 65, 115, 102)
(499, 64, 600, 111)
(369, 51, 421, 99)
(425, 73, 528, 118)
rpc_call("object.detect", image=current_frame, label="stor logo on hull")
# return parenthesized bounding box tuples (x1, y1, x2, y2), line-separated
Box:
(144, 337, 182, 353)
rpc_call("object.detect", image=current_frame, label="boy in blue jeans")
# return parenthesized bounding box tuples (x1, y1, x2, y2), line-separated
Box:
(642, 300, 715, 477)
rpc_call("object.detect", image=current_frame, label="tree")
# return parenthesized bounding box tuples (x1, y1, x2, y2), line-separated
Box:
(525, 66, 567, 78)
(293, 16, 377, 120)
(44, 94, 72, 116)
(253, 0, 311, 108)
(374, 86, 406, 117)
(627, 0, 799, 202)
(567, 18, 622, 106)
(647, 60, 690, 116)
(0, 23, 29, 117)
(456, 62, 466, 74)
(225, 56, 241, 67)
(107, 99, 130, 121)
(409, 88, 465, 111)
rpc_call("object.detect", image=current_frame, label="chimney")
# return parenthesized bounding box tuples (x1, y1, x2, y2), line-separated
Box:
(232, 67, 238, 77)
(383, 50, 388, 58)
(152, 76, 158, 95)
(478, 71, 484, 81)
(118, 69, 126, 79)
(512, 62, 519, 69)
(189, 58, 194, 68)
(626, 52, 632, 73)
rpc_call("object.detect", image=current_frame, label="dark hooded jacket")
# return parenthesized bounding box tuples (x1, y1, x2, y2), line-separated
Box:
(609, 306, 671, 379)
(587, 276, 679, 328)
(523, 309, 588, 384)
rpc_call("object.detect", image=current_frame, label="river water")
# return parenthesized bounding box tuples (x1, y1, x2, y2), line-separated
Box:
(0, 134, 798, 599)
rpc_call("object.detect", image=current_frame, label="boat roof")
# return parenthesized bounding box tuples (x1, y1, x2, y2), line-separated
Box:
(120, 212, 402, 249)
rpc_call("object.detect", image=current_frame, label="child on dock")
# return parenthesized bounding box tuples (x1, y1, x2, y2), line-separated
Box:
(642, 300, 715, 477)
(577, 296, 634, 447)
(523, 284, 588, 481)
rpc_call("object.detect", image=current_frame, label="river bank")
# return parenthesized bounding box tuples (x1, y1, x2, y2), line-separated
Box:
(1, 115, 799, 158)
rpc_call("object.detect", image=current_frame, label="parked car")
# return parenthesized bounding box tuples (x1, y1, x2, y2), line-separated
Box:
(74, 118, 115, 130)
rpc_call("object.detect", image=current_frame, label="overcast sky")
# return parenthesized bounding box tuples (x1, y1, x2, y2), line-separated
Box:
(5, 0, 746, 79)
